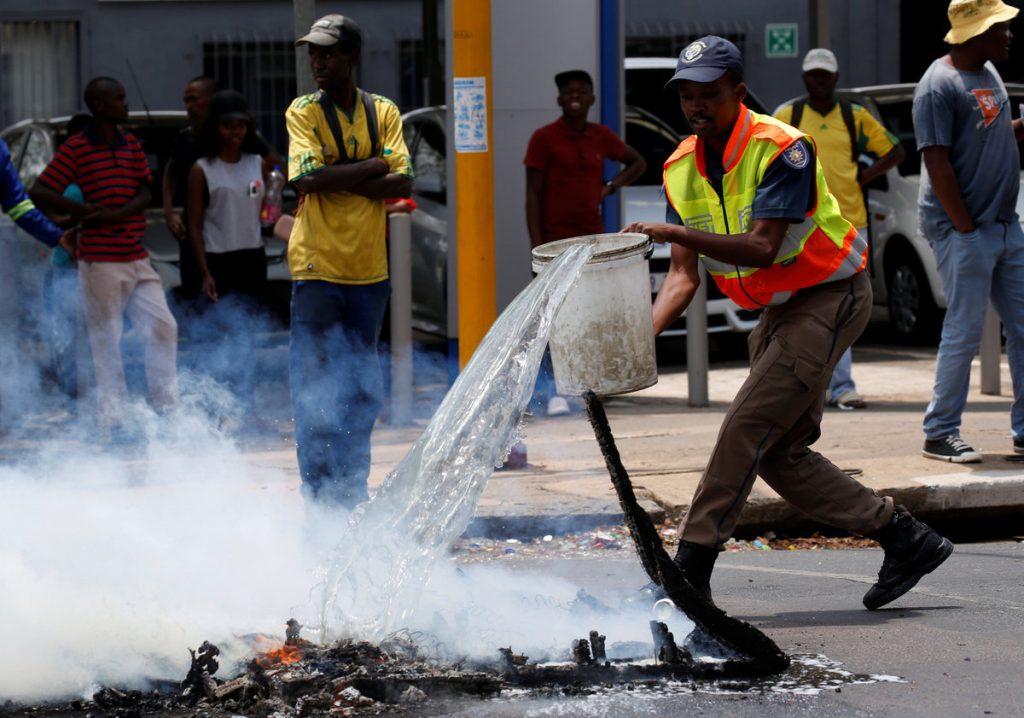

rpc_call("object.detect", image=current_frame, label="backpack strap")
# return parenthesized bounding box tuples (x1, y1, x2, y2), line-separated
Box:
(316, 88, 381, 164)
(790, 98, 806, 129)
(838, 98, 858, 164)
(360, 89, 380, 157)
(316, 90, 350, 164)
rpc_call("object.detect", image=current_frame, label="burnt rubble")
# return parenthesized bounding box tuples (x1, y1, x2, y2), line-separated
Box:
(2, 612, 791, 718)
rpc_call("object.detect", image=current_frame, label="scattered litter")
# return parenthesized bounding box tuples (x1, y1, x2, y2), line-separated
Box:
(452, 527, 877, 563)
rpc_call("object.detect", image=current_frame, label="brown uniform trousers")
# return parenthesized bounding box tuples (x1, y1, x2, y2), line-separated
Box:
(681, 270, 893, 549)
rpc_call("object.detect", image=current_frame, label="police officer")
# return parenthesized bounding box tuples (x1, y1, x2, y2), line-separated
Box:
(624, 36, 952, 611)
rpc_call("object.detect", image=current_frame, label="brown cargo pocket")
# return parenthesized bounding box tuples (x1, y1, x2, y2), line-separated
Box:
(751, 337, 826, 393)
(749, 338, 791, 379)
(792, 353, 828, 393)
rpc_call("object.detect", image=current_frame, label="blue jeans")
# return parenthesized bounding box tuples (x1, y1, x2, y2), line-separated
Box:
(289, 279, 390, 508)
(924, 220, 1024, 440)
(44, 265, 81, 400)
(828, 227, 864, 402)
(828, 347, 856, 401)
(530, 348, 557, 412)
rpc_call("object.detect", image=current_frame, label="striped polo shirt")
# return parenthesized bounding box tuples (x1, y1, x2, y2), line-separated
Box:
(37, 124, 152, 262)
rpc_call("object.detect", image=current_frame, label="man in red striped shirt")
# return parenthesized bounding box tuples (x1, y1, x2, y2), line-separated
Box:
(31, 77, 178, 440)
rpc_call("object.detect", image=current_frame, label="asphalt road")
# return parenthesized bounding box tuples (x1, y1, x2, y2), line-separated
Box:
(424, 541, 1024, 718)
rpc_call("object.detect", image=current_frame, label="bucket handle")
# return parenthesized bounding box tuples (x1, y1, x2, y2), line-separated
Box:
(642, 236, 654, 260)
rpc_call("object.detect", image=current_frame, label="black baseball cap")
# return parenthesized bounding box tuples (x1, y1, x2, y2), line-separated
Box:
(208, 90, 250, 122)
(554, 69, 593, 90)
(295, 14, 363, 49)
(665, 36, 744, 87)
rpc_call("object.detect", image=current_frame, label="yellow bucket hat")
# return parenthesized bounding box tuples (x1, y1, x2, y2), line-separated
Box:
(945, 0, 1019, 44)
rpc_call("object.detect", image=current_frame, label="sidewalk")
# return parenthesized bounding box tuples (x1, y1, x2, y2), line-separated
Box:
(362, 343, 1024, 537)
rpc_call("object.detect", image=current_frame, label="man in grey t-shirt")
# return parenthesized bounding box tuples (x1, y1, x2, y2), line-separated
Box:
(913, 0, 1024, 463)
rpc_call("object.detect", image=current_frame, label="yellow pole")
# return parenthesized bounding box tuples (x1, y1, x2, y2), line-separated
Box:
(452, 0, 496, 368)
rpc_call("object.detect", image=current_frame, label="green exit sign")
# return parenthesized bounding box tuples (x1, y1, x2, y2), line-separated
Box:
(766, 23, 799, 58)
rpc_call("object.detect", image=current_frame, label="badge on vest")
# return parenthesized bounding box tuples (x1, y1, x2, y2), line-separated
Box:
(780, 142, 809, 169)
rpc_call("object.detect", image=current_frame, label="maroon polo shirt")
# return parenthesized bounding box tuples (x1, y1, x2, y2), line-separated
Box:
(37, 124, 151, 262)
(524, 116, 626, 246)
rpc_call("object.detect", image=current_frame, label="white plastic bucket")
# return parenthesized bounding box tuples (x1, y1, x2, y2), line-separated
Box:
(531, 232, 657, 397)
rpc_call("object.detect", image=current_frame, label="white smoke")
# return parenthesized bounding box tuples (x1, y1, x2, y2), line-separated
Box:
(0, 406, 316, 701)
(0, 245, 691, 704)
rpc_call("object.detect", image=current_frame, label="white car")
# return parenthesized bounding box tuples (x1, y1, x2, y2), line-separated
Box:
(775, 83, 1024, 342)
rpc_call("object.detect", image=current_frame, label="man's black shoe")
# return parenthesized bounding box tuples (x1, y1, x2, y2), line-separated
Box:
(1014, 436, 1024, 455)
(863, 505, 953, 610)
(673, 540, 719, 604)
(624, 541, 718, 609)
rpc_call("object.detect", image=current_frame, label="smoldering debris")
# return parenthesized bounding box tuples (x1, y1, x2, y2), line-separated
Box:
(0, 613, 903, 717)
(0, 621, 784, 718)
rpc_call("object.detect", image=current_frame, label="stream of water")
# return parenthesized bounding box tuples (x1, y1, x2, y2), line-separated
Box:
(315, 243, 595, 643)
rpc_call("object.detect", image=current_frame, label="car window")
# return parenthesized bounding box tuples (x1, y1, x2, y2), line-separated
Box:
(411, 118, 446, 203)
(2, 128, 29, 172)
(1012, 94, 1024, 171)
(125, 122, 185, 209)
(874, 99, 921, 177)
(402, 122, 419, 156)
(625, 116, 679, 186)
(20, 129, 52, 188)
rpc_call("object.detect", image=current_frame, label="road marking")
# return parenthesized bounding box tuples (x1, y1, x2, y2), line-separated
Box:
(722, 562, 1024, 610)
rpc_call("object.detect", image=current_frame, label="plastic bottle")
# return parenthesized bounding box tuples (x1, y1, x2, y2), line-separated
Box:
(260, 165, 285, 235)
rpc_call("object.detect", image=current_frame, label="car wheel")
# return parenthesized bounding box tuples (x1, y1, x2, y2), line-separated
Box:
(885, 251, 942, 343)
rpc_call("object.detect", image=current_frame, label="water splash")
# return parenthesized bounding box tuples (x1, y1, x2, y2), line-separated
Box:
(316, 243, 595, 641)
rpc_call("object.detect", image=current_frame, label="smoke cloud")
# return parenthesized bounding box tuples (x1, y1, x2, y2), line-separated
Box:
(0, 246, 691, 704)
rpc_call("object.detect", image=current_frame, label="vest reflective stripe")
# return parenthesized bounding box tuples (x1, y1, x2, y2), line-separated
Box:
(664, 106, 866, 309)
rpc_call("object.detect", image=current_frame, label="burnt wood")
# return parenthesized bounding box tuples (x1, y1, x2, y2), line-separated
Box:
(584, 391, 790, 675)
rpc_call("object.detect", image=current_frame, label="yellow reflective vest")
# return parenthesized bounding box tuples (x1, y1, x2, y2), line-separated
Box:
(663, 105, 867, 309)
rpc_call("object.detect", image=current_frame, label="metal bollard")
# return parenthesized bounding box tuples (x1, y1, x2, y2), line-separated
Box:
(980, 302, 1001, 396)
(686, 263, 710, 407)
(388, 212, 414, 425)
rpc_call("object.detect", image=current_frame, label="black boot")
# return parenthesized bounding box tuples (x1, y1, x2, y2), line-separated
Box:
(627, 541, 718, 608)
(673, 540, 719, 604)
(863, 505, 953, 610)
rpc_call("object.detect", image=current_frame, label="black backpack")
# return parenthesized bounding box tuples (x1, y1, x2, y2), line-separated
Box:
(789, 97, 858, 164)
(315, 88, 380, 163)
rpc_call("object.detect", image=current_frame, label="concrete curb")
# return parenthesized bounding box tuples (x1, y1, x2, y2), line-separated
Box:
(466, 472, 1024, 539)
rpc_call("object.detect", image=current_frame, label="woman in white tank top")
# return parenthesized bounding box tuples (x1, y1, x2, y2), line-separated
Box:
(186, 90, 269, 305)
(186, 91, 274, 429)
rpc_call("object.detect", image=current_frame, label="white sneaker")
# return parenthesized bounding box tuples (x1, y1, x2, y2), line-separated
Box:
(546, 396, 570, 416)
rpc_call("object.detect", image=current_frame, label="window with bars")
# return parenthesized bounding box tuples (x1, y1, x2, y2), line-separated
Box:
(0, 19, 80, 128)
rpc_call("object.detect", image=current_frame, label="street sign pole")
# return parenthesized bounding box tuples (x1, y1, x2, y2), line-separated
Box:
(293, 0, 314, 95)
(452, 0, 497, 368)
(809, 0, 831, 49)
